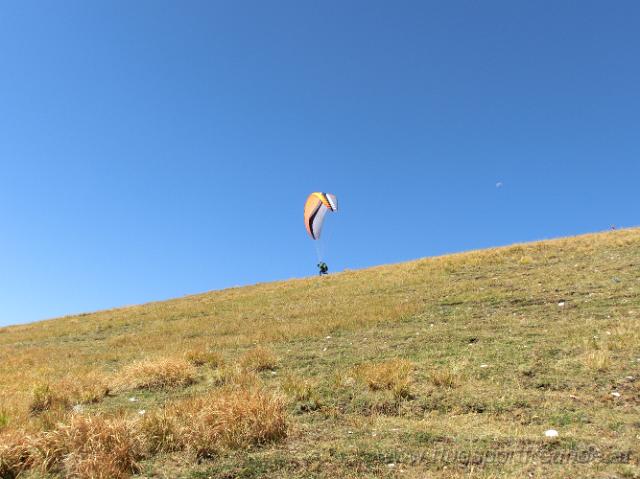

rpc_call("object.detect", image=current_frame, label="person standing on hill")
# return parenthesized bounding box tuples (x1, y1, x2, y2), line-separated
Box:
(317, 262, 329, 275)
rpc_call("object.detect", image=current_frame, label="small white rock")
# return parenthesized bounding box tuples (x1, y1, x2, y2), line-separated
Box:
(128, 397, 138, 402)
(271, 371, 277, 375)
(625, 376, 635, 380)
(322, 347, 327, 352)
(480, 364, 489, 368)
(347, 431, 353, 434)
(326, 336, 332, 339)
(611, 392, 621, 398)
(138, 409, 146, 415)
(72, 404, 84, 413)
(558, 301, 565, 307)
(387, 463, 396, 468)
(545, 429, 559, 437)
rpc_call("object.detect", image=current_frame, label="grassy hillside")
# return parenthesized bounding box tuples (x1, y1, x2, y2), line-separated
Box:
(1, 229, 639, 478)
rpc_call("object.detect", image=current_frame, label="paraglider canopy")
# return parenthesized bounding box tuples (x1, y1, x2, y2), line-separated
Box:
(304, 192, 338, 240)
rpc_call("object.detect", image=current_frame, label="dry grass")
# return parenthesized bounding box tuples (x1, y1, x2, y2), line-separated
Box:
(428, 366, 461, 388)
(582, 349, 612, 371)
(166, 388, 287, 459)
(0, 410, 9, 430)
(140, 385, 289, 458)
(281, 373, 322, 413)
(74, 373, 111, 405)
(282, 373, 317, 402)
(113, 357, 197, 391)
(0, 430, 34, 479)
(1, 386, 288, 478)
(36, 414, 145, 479)
(0, 415, 144, 479)
(0, 228, 639, 478)
(29, 382, 71, 415)
(239, 346, 278, 372)
(212, 364, 259, 388)
(184, 347, 224, 368)
(28, 375, 110, 418)
(354, 359, 414, 398)
(139, 410, 183, 454)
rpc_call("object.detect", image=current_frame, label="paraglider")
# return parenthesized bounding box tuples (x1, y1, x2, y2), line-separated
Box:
(304, 192, 338, 274)
(304, 192, 338, 240)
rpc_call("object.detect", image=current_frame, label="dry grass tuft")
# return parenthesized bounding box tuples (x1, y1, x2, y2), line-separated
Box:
(281, 373, 322, 412)
(519, 255, 534, 265)
(582, 350, 611, 371)
(0, 430, 34, 479)
(28, 376, 110, 416)
(140, 410, 183, 454)
(184, 348, 224, 368)
(212, 364, 259, 388)
(175, 388, 288, 458)
(240, 346, 278, 372)
(36, 414, 145, 479)
(0, 410, 9, 430)
(2, 387, 287, 478)
(31, 409, 69, 433)
(114, 357, 197, 391)
(1, 415, 144, 479)
(354, 359, 414, 398)
(74, 373, 111, 404)
(29, 383, 71, 415)
(282, 373, 317, 402)
(428, 367, 461, 388)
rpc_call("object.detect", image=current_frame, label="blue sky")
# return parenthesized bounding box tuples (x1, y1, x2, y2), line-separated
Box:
(1, 1, 638, 326)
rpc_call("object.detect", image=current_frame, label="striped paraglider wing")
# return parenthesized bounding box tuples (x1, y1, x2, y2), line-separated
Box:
(304, 192, 338, 240)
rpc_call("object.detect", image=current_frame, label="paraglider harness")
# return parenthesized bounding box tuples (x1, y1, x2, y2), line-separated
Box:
(317, 262, 329, 276)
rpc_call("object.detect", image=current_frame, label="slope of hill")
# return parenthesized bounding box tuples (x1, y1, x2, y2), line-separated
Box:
(1, 229, 639, 478)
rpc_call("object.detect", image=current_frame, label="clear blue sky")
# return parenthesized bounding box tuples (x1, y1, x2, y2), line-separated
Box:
(1, 1, 638, 326)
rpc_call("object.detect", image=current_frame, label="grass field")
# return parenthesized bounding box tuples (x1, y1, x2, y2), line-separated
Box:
(1, 228, 639, 478)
